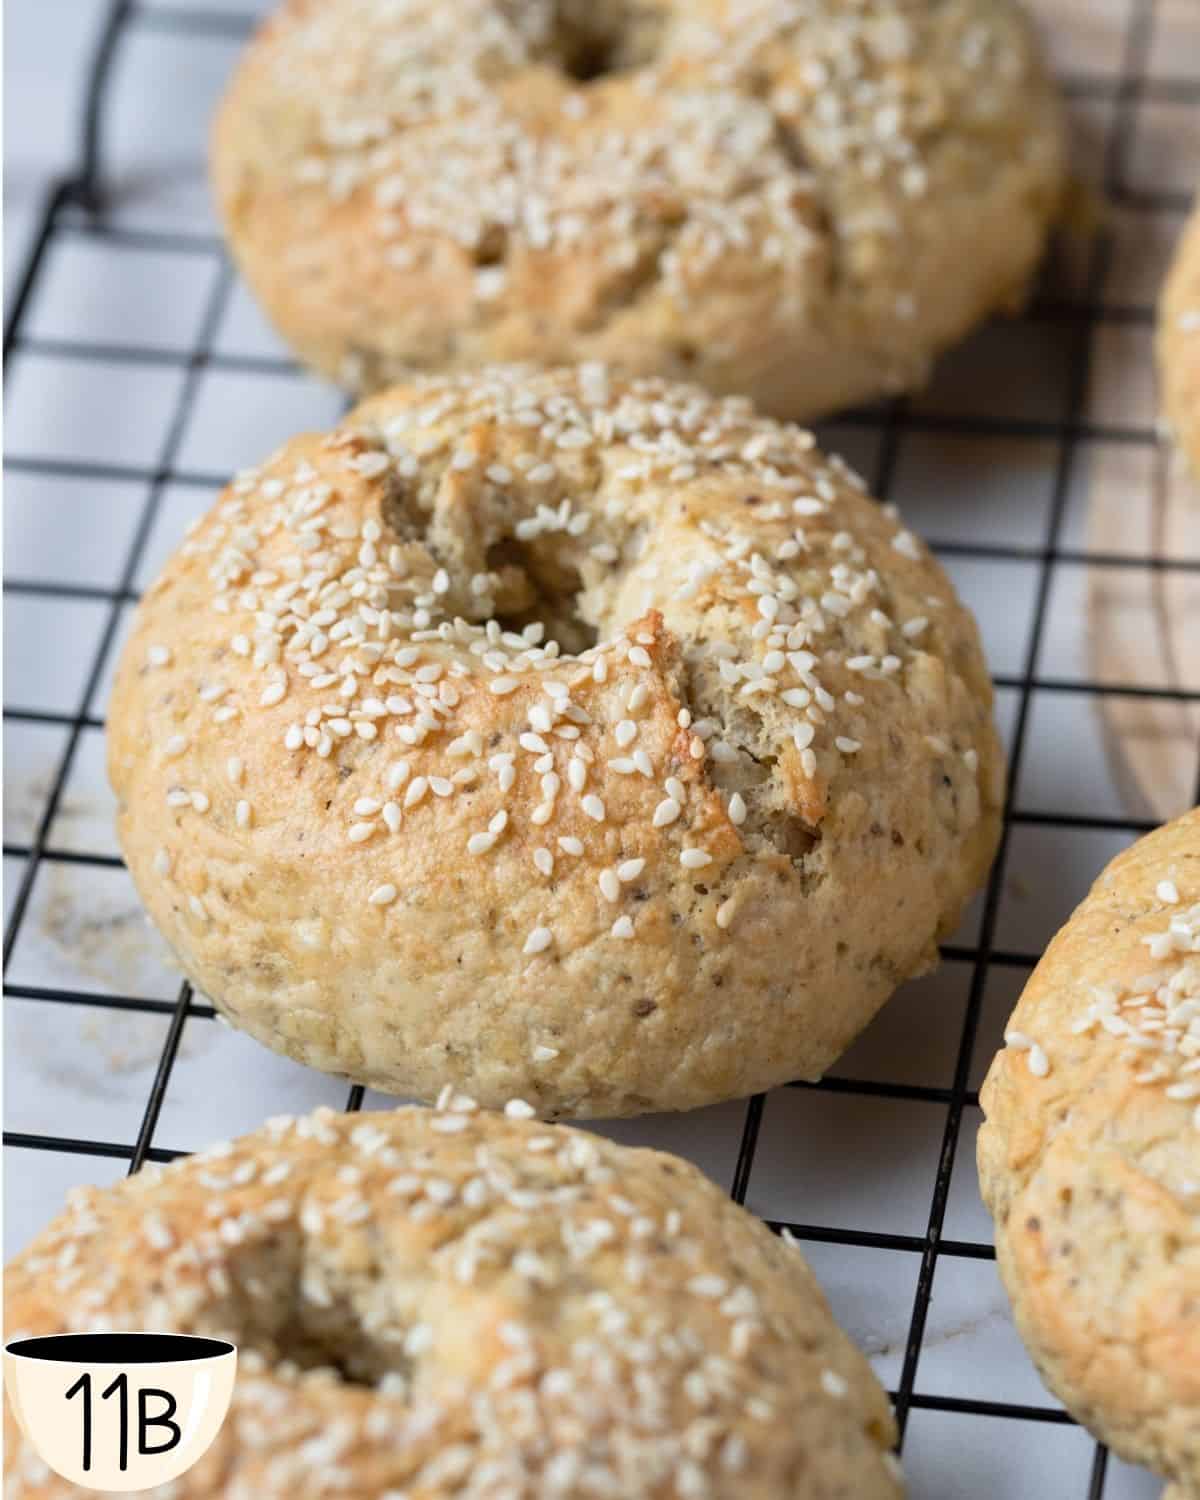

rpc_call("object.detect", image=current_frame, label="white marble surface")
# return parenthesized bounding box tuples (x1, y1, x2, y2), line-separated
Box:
(2, 3, 1193, 1498)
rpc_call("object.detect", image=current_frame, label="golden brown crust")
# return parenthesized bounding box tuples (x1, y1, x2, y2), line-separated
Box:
(978, 810, 1200, 1494)
(5, 1103, 904, 1499)
(108, 367, 1001, 1116)
(211, 0, 1065, 418)
(1159, 199, 1200, 482)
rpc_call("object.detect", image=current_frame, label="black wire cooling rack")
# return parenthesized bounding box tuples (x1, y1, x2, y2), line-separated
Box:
(3, 0, 1199, 1493)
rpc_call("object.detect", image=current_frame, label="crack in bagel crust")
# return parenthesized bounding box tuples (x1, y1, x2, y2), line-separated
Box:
(978, 810, 1200, 1495)
(109, 366, 1003, 1116)
(5, 1103, 904, 1499)
(211, 0, 1065, 418)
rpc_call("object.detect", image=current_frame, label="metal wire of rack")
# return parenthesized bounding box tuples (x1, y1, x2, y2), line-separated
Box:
(2, 0, 1198, 1494)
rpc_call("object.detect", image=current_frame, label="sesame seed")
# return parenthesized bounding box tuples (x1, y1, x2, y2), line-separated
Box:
(582, 794, 606, 821)
(611, 916, 634, 939)
(653, 798, 681, 828)
(599, 869, 621, 902)
(680, 848, 712, 869)
(235, 800, 251, 828)
(728, 793, 747, 825)
(368, 884, 397, 906)
(1158, 880, 1180, 905)
(523, 926, 552, 955)
(617, 859, 645, 882)
(347, 822, 375, 843)
(504, 1099, 537, 1119)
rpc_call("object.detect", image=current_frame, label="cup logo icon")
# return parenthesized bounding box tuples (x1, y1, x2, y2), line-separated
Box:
(4, 1333, 237, 1492)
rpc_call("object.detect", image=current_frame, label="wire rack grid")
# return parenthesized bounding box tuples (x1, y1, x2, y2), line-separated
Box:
(2, 1, 1198, 1495)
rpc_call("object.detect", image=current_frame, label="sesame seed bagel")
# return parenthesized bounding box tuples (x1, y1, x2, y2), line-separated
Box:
(109, 365, 1002, 1116)
(5, 1102, 904, 1499)
(1159, 197, 1200, 481)
(978, 810, 1200, 1495)
(211, 0, 1064, 418)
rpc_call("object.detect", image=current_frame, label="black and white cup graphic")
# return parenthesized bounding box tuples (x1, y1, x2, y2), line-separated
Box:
(4, 1333, 236, 1492)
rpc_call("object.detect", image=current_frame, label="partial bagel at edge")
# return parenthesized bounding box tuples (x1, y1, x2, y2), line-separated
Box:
(212, 0, 1065, 418)
(4, 1101, 904, 1499)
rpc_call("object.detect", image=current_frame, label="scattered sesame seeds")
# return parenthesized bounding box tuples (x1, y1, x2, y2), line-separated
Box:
(1005, 1029, 1050, 1077)
(1069, 892, 1199, 1126)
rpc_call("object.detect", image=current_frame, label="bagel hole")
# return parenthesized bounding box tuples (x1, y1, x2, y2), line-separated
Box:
(554, 2, 666, 81)
(471, 225, 508, 268)
(245, 1304, 412, 1390)
(561, 32, 620, 82)
(485, 537, 599, 655)
(226, 1250, 414, 1390)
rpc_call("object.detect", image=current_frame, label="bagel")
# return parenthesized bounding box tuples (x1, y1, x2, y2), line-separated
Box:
(211, 0, 1065, 418)
(1159, 197, 1200, 481)
(109, 365, 1003, 1116)
(978, 810, 1200, 1495)
(5, 1102, 904, 1499)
